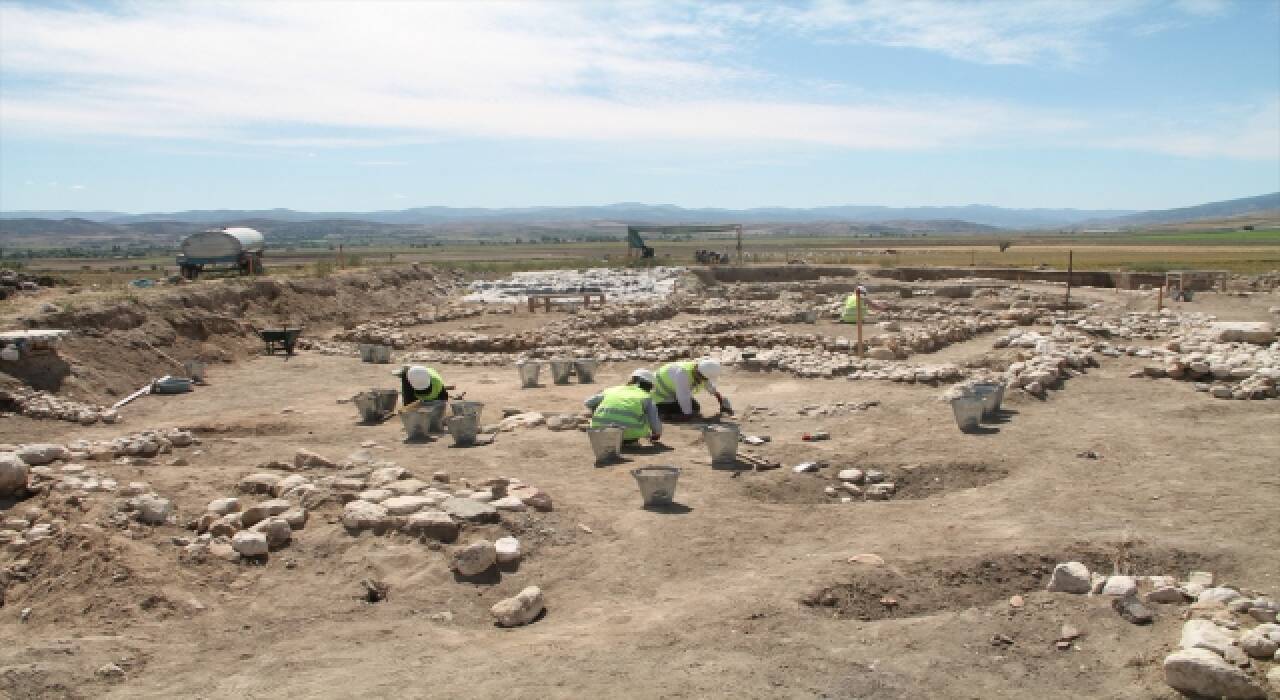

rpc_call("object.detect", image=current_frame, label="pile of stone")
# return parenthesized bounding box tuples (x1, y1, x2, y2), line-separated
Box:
(296, 339, 361, 357)
(1133, 323, 1280, 400)
(333, 306, 485, 347)
(183, 488, 307, 562)
(5, 464, 175, 552)
(0, 386, 119, 425)
(822, 468, 898, 503)
(994, 329, 1101, 397)
(464, 267, 685, 304)
(1045, 561, 1279, 698)
(0, 507, 62, 554)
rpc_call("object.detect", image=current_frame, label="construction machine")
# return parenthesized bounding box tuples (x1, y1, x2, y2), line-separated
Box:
(625, 224, 742, 261)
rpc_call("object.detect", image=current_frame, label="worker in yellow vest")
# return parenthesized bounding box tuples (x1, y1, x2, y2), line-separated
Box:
(396, 365, 455, 409)
(584, 369, 662, 444)
(650, 358, 733, 421)
(840, 285, 885, 323)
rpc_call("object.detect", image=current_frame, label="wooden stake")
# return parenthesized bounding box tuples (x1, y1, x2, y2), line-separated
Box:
(856, 297, 864, 359)
(1157, 286, 1163, 312)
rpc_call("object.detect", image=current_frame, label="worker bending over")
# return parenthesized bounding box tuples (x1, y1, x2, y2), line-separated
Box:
(650, 358, 733, 421)
(395, 365, 454, 409)
(584, 369, 662, 444)
(840, 285, 886, 323)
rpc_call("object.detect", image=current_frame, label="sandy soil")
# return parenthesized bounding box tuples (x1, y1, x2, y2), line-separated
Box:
(1, 280, 1278, 699)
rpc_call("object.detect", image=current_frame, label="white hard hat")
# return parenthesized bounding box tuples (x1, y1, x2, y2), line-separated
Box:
(630, 368, 656, 384)
(406, 366, 432, 390)
(856, 285, 868, 293)
(696, 359, 722, 380)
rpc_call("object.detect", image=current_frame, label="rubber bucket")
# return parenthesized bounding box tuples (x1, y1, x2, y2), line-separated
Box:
(419, 400, 448, 432)
(447, 414, 480, 446)
(373, 389, 399, 415)
(702, 424, 740, 465)
(574, 359, 599, 384)
(401, 407, 432, 439)
(549, 359, 574, 385)
(517, 361, 541, 388)
(802, 310, 819, 324)
(631, 466, 681, 508)
(355, 392, 383, 423)
(587, 426, 623, 463)
(972, 382, 1003, 418)
(369, 345, 392, 364)
(358, 344, 374, 362)
(450, 400, 485, 420)
(183, 360, 206, 383)
(950, 396, 985, 433)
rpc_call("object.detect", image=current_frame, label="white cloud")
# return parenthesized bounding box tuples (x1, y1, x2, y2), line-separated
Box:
(0, 0, 1269, 162)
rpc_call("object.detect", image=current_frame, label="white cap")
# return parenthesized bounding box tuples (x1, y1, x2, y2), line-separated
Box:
(630, 368, 656, 384)
(696, 359, 722, 381)
(406, 366, 432, 390)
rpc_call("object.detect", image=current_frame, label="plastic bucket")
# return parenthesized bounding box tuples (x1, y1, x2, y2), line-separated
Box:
(355, 392, 384, 423)
(587, 426, 623, 463)
(373, 389, 399, 415)
(183, 360, 206, 383)
(517, 361, 542, 388)
(358, 344, 374, 362)
(447, 414, 480, 446)
(950, 396, 985, 433)
(702, 424, 740, 465)
(802, 310, 819, 324)
(419, 400, 448, 432)
(574, 359, 599, 384)
(369, 345, 392, 364)
(450, 400, 485, 420)
(631, 466, 681, 507)
(549, 359, 574, 385)
(971, 382, 1004, 418)
(401, 407, 432, 439)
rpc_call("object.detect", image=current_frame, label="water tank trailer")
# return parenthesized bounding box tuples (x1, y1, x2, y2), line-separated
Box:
(176, 227, 265, 279)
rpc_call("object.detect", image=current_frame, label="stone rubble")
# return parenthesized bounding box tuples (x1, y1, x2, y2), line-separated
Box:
(0, 386, 119, 425)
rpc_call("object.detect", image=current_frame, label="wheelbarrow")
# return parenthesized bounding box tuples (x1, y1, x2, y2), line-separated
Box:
(254, 327, 303, 356)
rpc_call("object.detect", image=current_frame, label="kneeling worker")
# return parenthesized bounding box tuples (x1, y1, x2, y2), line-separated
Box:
(651, 358, 733, 421)
(396, 365, 454, 409)
(584, 369, 662, 444)
(840, 285, 886, 323)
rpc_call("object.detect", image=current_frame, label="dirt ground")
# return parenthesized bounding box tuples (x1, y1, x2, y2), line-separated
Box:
(1, 274, 1278, 699)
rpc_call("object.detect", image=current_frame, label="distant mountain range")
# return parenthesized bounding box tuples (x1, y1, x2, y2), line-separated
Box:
(2, 192, 1276, 230)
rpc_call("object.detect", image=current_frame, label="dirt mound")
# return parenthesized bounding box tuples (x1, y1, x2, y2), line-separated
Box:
(802, 543, 1229, 621)
(2, 266, 466, 403)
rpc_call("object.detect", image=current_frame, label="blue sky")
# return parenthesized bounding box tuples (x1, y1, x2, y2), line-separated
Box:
(1, 0, 1277, 213)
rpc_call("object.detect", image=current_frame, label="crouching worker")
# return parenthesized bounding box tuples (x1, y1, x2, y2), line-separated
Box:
(651, 358, 733, 422)
(395, 365, 454, 410)
(584, 369, 662, 445)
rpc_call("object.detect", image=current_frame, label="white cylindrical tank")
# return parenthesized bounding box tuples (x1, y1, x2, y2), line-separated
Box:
(179, 227, 265, 262)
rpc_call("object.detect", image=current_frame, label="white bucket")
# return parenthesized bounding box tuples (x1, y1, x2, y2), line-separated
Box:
(702, 424, 740, 465)
(950, 396, 985, 433)
(419, 400, 448, 432)
(574, 359, 599, 383)
(183, 360, 206, 383)
(631, 466, 680, 507)
(401, 408, 433, 439)
(549, 359, 574, 385)
(517, 361, 542, 388)
(587, 426, 623, 463)
(447, 414, 480, 446)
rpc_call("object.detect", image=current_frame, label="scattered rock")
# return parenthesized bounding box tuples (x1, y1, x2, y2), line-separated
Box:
(1101, 575, 1138, 597)
(1112, 596, 1154, 624)
(1164, 648, 1266, 699)
(441, 497, 500, 523)
(1147, 585, 1187, 604)
(508, 485, 552, 511)
(207, 497, 241, 515)
(0, 453, 29, 496)
(342, 500, 390, 532)
(136, 496, 173, 525)
(491, 586, 544, 627)
(495, 536, 521, 564)
(294, 449, 336, 469)
(450, 541, 497, 577)
(239, 473, 281, 495)
(249, 517, 292, 550)
(402, 511, 458, 542)
(848, 553, 885, 566)
(1046, 561, 1091, 593)
(381, 495, 433, 516)
(1180, 619, 1237, 656)
(1240, 628, 1278, 660)
(231, 531, 268, 557)
(95, 663, 125, 679)
(1199, 587, 1242, 605)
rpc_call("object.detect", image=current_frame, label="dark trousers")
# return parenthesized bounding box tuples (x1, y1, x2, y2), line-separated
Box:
(656, 398, 700, 419)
